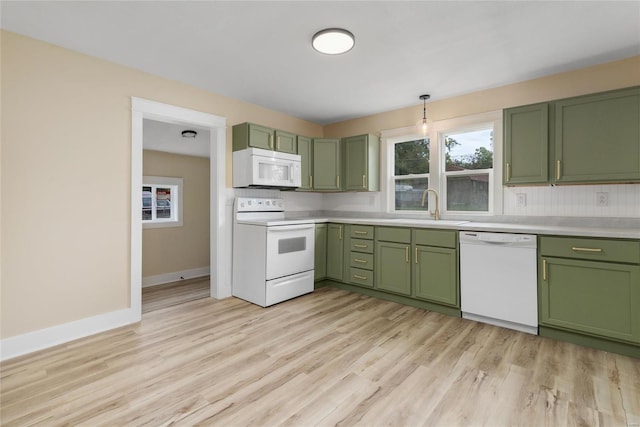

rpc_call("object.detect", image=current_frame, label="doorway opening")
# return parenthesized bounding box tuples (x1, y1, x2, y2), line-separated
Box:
(131, 98, 229, 322)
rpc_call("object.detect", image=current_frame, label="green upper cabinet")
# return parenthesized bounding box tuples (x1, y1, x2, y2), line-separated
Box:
(275, 130, 297, 154)
(503, 103, 549, 185)
(342, 134, 380, 192)
(313, 138, 341, 191)
(232, 122, 297, 153)
(314, 224, 327, 281)
(326, 223, 344, 281)
(503, 86, 640, 186)
(555, 87, 640, 183)
(297, 136, 313, 190)
(233, 122, 274, 151)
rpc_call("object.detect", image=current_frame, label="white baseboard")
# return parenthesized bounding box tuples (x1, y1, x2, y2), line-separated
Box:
(1, 307, 140, 362)
(142, 266, 210, 288)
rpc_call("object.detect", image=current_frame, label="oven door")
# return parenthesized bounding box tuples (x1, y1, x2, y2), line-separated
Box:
(265, 223, 314, 280)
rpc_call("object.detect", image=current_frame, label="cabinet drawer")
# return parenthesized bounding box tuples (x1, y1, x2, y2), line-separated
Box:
(376, 226, 411, 243)
(349, 267, 374, 288)
(350, 238, 374, 253)
(413, 229, 457, 248)
(540, 236, 640, 264)
(350, 252, 374, 270)
(350, 225, 374, 239)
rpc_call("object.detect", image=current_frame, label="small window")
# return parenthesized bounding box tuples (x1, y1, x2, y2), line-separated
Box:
(442, 128, 493, 212)
(393, 138, 430, 211)
(142, 176, 183, 228)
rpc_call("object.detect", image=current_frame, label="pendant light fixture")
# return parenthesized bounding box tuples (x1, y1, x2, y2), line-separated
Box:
(419, 94, 430, 134)
(312, 28, 355, 55)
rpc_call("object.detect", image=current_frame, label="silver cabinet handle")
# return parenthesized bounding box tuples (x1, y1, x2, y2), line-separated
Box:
(353, 259, 368, 264)
(543, 259, 547, 281)
(354, 244, 368, 249)
(353, 274, 368, 280)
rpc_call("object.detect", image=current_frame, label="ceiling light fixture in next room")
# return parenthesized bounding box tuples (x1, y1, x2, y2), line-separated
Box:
(312, 28, 355, 55)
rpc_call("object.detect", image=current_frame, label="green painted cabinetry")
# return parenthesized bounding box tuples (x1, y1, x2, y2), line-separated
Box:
(342, 134, 380, 191)
(313, 138, 341, 191)
(297, 136, 313, 190)
(326, 223, 344, 281)
(233, 123, 274, 151)
(375, 227, 411, 296)
(412, 229, 459, 307)
(315, 224, 327, 280)
(539, 236, 640, 354)
(555, 88, 640, 183)
(275, 130, 297, 154)
(232, 123, 297, 153)
(503, 86, 640, 186)
(348, 225, 374, 288)
(503, 103, 549, 185)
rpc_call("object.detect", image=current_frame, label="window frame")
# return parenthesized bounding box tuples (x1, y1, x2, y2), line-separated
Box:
(142, 176, 184, 229)
(382, 111, 503, 216)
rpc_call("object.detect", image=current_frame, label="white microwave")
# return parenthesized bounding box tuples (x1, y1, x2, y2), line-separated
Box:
(233, 148, 302, 189)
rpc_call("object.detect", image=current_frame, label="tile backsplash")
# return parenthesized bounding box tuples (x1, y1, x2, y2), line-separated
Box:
(230, 183, 639, 218)
(503, 184, 639, 217)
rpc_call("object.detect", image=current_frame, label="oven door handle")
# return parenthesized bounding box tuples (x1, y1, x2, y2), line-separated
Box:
(267, 224, 314, 232)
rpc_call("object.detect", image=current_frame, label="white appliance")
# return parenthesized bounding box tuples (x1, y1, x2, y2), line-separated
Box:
(459, 231, 538, 334)
(232, 197, 314, 307)
(233, 148, 301, 189)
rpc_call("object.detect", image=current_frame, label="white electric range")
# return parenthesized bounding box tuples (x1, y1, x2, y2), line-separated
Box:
(232, 197, 315, 307)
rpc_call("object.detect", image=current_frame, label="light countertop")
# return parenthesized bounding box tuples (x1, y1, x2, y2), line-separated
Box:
(284, 215, 640, 239)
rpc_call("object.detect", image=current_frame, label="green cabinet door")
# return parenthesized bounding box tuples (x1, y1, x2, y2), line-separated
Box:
(275, 130, 297, 154)
(540, 257, 640, 344)
(375, 241, 411, 296)
(503, 103, 549, 185)
(555, 87, 640, 183)
(232, 122, 274, 151)
(313, 138, 341, 190)
(342, 134, 380, 191)
(297, 136, 313, 190)
(413, 245, 458, 307)
(326, 223, 344, 281)
(315, 224, 327, 280)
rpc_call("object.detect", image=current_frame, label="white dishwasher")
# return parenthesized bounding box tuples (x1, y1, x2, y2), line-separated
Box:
(459, 231, 538, 335)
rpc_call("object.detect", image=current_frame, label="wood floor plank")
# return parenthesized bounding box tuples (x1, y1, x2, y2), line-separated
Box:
(2, 287, 638, 426)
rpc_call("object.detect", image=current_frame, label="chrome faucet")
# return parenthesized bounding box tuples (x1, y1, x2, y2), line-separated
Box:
(421, 188, 440, 220)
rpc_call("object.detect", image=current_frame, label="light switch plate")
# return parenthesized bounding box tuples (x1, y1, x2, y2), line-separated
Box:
(516, 193, 527, 207)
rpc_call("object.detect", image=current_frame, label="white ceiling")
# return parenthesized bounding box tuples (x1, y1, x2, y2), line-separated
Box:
(144, 119, 211, 158)
(2, 1, 639, 125)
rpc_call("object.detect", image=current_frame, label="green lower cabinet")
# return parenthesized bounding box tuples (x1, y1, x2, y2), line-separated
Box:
(540, 257, 640, 344)
(326, 224, 344, 281)
(314, 224, 327, 280)
(375, 241, 411, 296)
(413, 245, 458, 307)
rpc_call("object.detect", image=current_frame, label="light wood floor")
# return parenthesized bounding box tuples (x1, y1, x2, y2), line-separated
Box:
(1, 287, 639, 426)
(142, 277, 210, 314)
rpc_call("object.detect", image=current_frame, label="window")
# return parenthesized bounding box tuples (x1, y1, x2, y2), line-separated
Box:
(393, 138, 430, 211)
(142, 176, 183, 228)
(442, 128, 494, 212)
(386, 111, 502, 215)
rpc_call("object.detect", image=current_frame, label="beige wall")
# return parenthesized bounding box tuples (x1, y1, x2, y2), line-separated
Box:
(0, 30, 321, 339)
(142, 150, 210, 278)
(324, 56, 640, 137)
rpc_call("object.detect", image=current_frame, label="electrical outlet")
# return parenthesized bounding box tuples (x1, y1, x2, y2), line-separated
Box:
(596, 192, 609, 206)
(516, 193, 527, 207)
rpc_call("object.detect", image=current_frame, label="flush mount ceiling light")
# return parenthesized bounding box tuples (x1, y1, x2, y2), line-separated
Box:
(181, 130, 197, 138)
(312, 28, 355, 55)
(419, 94, 431, 133)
